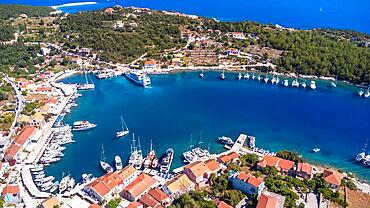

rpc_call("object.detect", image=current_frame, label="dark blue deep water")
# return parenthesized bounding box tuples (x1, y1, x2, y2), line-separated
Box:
(1, 0, 370, 34)
(45, 72, 370, 181)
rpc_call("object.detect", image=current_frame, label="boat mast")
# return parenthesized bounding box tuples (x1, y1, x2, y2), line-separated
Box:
(101, 144, 105, 162)
(137, 137, 142, 154)
(131, 133, 136, 153)
(199, 131, 203, 148)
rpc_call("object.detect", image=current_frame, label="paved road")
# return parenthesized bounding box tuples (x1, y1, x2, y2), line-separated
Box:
(2, 75, 25, 137)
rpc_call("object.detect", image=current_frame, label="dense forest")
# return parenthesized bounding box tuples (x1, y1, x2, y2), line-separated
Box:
(0, 4, 54, 19)
(204, 20, 370, 83)
(58, 10, 187, 63)
(0, 20, 15, 41)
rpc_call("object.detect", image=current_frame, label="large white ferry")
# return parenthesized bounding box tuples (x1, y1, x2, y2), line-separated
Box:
(72, 121, 96, 131)
(125, 70, 151, 87)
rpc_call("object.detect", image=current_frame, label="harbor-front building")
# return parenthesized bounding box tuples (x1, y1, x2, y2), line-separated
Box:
(323, 170, 343, 190)
(229, 172, 265, 196)
(162, 174, 195, 199)
(183, 161, 211, 187)
(1, 184, 21, 205)
(143, 60, 157, 70)
(120, 173, 158, 202)
(295, 162, 313, 179)
(257, 155, 295, 175)
(256, 190, 285, 208)
(84, 172, 122, 202)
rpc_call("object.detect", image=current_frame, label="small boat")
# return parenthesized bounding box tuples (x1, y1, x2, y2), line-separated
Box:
(31, 165, 43, 172)
(59, 174, 70, 193)
(220, 70, 225, 80)
(199, 70, 204, 78)
(218, 136, 234, 145)
(77, 71, 95, 90)
(41, 182, 54, 191)
(283, 79, 289, 87)
(275, 77, 280, 84)
(292, 79, 299, 87)
(359, 90, 364, 97)
(312, 148, 320, 153)
(115, 156, 123, 170)
(264, 72, 269, 83)
(116, 116, 129, 138)
(309, 80, 317, 90)
(244, 73, 250, 79)
(68, 178, 75, 190)
(301, 81, 307, 88)
(159, 148, 174, 173)
(271, 76, 276, 84)
(237, 73, 242, 80)
(49, 181, 59, 193)
(251, 73, 256, 80)
(330, 82, 337, 88)
(72, 121, 96, 131)
(356, 152, 366, 161)
(365, 89, 370, 98)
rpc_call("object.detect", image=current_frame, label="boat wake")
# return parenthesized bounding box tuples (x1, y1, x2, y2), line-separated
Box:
(52, 1, 97, 9)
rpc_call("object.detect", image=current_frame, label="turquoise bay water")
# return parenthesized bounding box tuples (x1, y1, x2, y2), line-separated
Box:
(45, 72, 370, 181)
(1, 0, 370, 34)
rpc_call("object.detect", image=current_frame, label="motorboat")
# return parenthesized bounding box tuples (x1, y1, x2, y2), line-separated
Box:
(159, 148, 174, 173)
(292, 79, 299, 87)
(115, 156, 123, 170)
(244, 73, 250, 79)
(72, 121, 96, 131)
(312, 148, 320, 153)
(220, 70, 225, 80)
(218, 136, 234, 145)
(283, 80, 289, 87)
(237, 73, 242, 80)
(310, 80, 317, 90)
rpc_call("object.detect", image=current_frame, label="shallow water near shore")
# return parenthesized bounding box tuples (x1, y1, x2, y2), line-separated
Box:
(45, 71, 370, 181)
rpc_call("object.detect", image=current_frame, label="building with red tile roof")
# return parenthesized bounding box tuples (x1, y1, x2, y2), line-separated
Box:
(104, 8, 114, 14)
(217, 201, 233, 208)
(143, 60, 157, 70)
(2, 184, 20, 204)
(296, 163, 313, 179)
(127, 201, 143, 208)
(162, 174, 195, 199)
(257, 155, 295, 175)
(116, 165, 139, 188)
(204, 159, 222, 174)
(229, 172, 265, 196)
(88, 204, 101, 208)
(217, 151, 240, 165)
(139, 193, 163, 208)
(323, 170, 343, 189)
(256, 191, 285, 208)
(4, 144, 21, 163)
(84, 172, 121, 202)
(183, 161, 211, 186)
(148, 188, 171, 206)
(120, 173, 158, 201)
(13, 126, 36, 147)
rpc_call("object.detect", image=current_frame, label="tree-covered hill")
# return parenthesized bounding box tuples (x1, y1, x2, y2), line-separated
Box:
(0, 4, 54, 19)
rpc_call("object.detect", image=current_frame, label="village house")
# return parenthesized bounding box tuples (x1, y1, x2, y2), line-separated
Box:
(148, 188, 171, 207)
(116, 165, 139, 189)
(183, 161, 211, 187)
(84, 172, 123, 202)
(2, 184, 21, 205)
(204, 159, 223, 175)
(256, 190, 286, 208)
(71, 56, 83, 65)
(230, 32, 246, 40)
(40, 196, 60, 208)
(229, 172, 265, 196)
(217, 151, 240, 165)
(120, 173, 158, 202)
(127, 201, 143, 208)
(323, 170, 343, 190)
(216, 201, 233, 208)
(295, 162, 313, 179)
(162, 174, 195, 199)
(4, 126, 37, 163)
(139, 193, 163, 208)
(226, 48, 240, 56)
(257, 155, 295, 175)
(104, 8, 114, 14)
(143, 60, 157, 70)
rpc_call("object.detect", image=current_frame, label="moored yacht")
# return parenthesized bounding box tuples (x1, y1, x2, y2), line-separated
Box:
(237, 73, 242, 80)
(77, 71, 95, 90)
(301, 81, 307, 88)
(128, 134, 143, 169)
(359, 90, 364, 97)
(115, 156, 123, 170)
(72, 121, 96, 131)
(100, 144, 113, 173)
(125, 70, 151, 87)
(309, 80, 317, 90)
(199, 70, 204, 78)
(365, 89, 370, 98)
(283, 79, 289, 87)
(159, 148, 174, 173)
(218, 136, 234, 145)
(220, 70, 225, 80)
(292, 79, 299, 87)
(143, 141, 156, 169)
(244, 73, 250, 79)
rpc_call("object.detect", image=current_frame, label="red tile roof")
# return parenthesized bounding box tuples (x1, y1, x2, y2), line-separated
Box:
(88, 172, 122, 198)
(237, 172, 263, 187)
(127, 201, 143, 208)
(139, 193, 161, 208)
(204, 159, 221, 172)
(5, 144, 21, 159)
(184, 161, 210, 178)
(297, 163, 313, 175)
(218, 152, 239, 164)
(323, 170, 343, 186)
(14, 126, 36, 146)
(257, 155, 294, 172)
(148, 187, 169, 202)
(217, 201, 233, 208)
(89, 204, 101, 208)
(256, 193, 278, 208)
(2, 185, 20, 196)
(123, 173, 157, 198)
(144, 60, 156, 65)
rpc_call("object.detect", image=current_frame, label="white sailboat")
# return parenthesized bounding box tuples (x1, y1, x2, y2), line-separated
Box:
(264, 71, 269, 83)
(364, 87, 370, 98)
(220, 70, 225, 80)
(199, 70, 204, 78)
(330, 71, 338, 88)
(244, 73, 250, 79)
(128, 134, 143, 169)
(359, 89, 364, 97)
(100, 144, 113, 173)
(237, 73, 242, 80)
(77, 70, 95, 90)
(116, 116, 129, 138)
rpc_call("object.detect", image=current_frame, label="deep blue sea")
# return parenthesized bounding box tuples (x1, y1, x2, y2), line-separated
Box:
(1, 0, 370, 34)
(45, 72, 370, 181)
